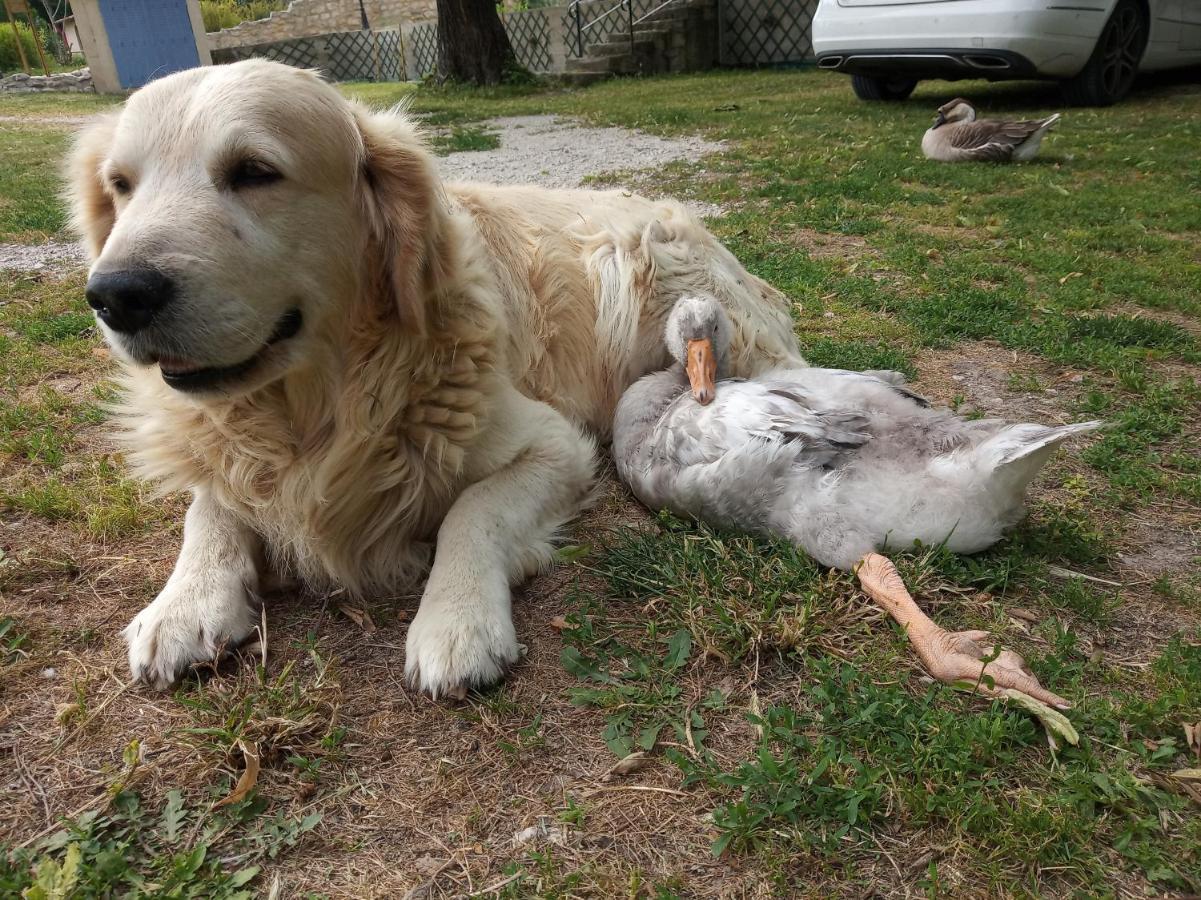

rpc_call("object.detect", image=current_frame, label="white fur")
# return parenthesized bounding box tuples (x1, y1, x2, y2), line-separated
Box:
(67, 60, 803, 696)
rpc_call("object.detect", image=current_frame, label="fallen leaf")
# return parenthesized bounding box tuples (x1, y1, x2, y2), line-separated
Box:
(215, 740, 260, 808)
(548, 616, 569, 631)
(1007, 607, 1040, 623)
(338, 604, 376, 633)
(1172, 769, 1201, 782)
(91, 347, 111, 359)
(602, 751, 652, 781)
(1058, 271, 1083, 285)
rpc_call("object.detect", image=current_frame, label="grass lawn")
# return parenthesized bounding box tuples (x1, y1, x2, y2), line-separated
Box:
(1, 69, 1199, 898)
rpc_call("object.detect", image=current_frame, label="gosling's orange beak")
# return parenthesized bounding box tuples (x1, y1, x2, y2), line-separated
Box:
(686, 338, 716, 405)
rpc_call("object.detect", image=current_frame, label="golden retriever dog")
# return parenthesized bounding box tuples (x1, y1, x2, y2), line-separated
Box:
(68, 59, 803, 698)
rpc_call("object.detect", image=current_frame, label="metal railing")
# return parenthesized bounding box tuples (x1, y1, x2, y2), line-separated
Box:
(568, 0, 632, 57)
(565, 0, 685, 59)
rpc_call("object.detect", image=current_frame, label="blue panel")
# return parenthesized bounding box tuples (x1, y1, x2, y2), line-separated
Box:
(97, 0, 201, 90)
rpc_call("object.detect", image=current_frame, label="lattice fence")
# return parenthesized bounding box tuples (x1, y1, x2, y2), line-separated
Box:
(327, 30, 403, 81)
(214, 0, 818, 81)
(403, 22, 439, 79)
(720, 0, 817, 66)
(212, 29, 404, 81)
(213, 36, 321, 70)
(403, 11, 556, 79)
(506, 9, 554, 72)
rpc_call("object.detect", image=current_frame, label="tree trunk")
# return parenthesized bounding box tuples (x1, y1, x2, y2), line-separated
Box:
(435, 0, 517, 86)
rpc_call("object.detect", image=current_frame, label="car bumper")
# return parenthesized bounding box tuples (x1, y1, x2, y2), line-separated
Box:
(815, 47, 1039, 80)
(811, 1, 1109, 79)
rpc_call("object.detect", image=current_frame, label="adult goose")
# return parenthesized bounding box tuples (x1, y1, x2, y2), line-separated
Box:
(613, 295, 1099, 709)
(922, 98, 1061, 162)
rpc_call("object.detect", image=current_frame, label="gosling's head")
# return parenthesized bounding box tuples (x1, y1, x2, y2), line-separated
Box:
(664, 295, 731, 405)
(932, 98, 976, 129)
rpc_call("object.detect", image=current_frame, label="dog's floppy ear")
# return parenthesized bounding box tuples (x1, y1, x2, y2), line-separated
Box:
(64, 114, 118, 260)
(356, 108, 455, 335)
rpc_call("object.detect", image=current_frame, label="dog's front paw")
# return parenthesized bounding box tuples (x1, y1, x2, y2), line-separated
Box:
(123, 573, 257, 690)
(404, 586, 520, 700)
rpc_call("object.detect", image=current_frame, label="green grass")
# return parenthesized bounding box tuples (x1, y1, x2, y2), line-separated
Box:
(561, 522, 1201, 895)
(171, 651, 344, 773)
(0, 123, 72, 240)
(1, 616, 30, 664)
(1, 785, 319, 898)
(0, 647, 337, 896)
(431, 124, 501, 154)
(0, 91, 121, 117)
(0, 272, 169, 539)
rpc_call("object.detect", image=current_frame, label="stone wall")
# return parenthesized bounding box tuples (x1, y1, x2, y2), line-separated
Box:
(208, 0, 434, 51)
(0, 68, 93, 93)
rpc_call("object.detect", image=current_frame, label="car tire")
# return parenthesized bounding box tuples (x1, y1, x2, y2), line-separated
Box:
(1060, 0, 1148, 106)
(851, 74, 918, 102)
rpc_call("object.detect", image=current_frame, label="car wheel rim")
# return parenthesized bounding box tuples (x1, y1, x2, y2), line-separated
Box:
(1100, 6, 1142, 97)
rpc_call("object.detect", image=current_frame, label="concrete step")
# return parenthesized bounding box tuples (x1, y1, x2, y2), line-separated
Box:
(636, 6, 689, 25)
(559, 70, 614, 85)
(586, 37, 661, 57)
(565, 55, 635, 74)
(564, 0, 716, 78)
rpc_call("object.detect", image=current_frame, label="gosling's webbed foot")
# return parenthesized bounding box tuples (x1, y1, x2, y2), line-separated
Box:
(856, 553, 1070, 711)
(915, 627, 1071, 711)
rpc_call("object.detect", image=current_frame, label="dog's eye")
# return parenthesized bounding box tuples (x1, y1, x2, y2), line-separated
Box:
(228, 159, 282, 190)
(109, 174, 131, 196)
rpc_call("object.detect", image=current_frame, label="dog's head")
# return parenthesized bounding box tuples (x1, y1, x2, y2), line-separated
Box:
(67, 60, 447, 397)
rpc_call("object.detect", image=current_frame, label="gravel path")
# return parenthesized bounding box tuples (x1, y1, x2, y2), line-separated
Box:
(0, 114, 94, 126)
(2, 114, 724, 274)
(436, 115, 724, 216)
(0, 240, 87, 272)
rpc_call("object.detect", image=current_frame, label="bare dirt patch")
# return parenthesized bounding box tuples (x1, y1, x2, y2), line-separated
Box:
(913, 339, 1088, 423)
(788, 227, 875, 263)
(912, 340, 1201, 649)
(1117, 515, 1200, 579)
(0, 487, 773, 897)
(787, 227, 908, 285)
(910, 222, 990, 242)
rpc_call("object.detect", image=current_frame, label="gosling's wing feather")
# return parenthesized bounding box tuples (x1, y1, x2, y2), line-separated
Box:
(658, 380, 872, 471)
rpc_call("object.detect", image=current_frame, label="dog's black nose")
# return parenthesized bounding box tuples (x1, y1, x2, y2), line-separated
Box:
(85, 268, 174, 334)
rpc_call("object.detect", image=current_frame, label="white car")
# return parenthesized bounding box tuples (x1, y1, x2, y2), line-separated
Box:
(812, 0, 1201, 106)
